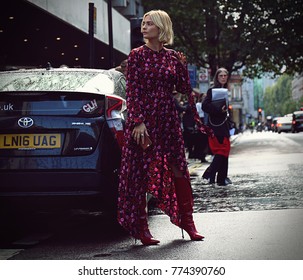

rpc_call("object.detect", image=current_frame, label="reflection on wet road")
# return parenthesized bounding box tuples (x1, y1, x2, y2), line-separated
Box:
(192, 169, 303, 212)
(150, 132, 303, 214)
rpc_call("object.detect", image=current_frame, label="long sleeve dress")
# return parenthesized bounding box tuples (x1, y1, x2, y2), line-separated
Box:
(117, 45, 212, 238)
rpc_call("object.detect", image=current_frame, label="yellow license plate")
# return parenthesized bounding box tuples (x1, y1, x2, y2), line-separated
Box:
(0, 134, 61, 149)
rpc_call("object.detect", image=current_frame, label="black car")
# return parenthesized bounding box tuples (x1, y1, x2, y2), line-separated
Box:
(291, 111, 303, 133)
(0, 68, 126, 213)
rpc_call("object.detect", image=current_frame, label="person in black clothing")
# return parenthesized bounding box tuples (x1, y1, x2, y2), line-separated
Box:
(201, 67, 232, 186)
(174, 92, 198, 159)
(182, 99, 197, 159)
(173, 91, 186, 122)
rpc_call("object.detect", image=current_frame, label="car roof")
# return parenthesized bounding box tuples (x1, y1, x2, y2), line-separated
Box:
(277, 116, 292, 122)
(284, 113, 293, 117)
(0, 68, 126, 99)
(293, 111, 303, 115)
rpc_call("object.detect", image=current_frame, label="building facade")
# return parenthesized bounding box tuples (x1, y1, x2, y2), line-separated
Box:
(0, 0, 144, 70)
(228, 74, 244, 128)
(292, 74, 303, 102)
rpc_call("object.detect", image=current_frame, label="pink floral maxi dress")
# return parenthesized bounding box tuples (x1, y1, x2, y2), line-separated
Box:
(117, 45, 210, 238)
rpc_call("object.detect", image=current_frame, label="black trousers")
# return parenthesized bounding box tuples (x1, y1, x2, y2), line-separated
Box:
(192, 131, 208, 161)
(183, 128, 196, 159)
(202, 154, 228, 184)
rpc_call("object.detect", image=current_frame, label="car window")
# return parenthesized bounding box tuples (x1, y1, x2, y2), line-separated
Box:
(294, 113, 303, 120)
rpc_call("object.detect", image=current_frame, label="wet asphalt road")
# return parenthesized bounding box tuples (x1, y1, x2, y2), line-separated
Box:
(150, 130, 303, 214)
(192, 131, 303, 213)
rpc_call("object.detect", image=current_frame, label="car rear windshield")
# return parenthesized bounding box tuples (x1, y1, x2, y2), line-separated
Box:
(0, 91, 105, 117)
(294, 113, 303, 120)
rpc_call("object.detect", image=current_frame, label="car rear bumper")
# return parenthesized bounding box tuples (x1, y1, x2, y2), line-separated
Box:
(293, 124, 303, 132)
(0, 170, 119, 211)
(0, 170, 118, 196)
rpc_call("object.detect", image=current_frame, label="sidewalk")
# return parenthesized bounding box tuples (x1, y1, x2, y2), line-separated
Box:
(1, 209, 302, 260)
(114, 208, 303, 260)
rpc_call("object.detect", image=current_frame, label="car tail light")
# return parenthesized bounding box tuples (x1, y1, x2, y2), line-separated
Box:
(106, 95, 126, 149)
(113, 129, 125, 148)
(292, 120, 296, 125)
(106, 95, 125, 118)
(107, 119, 125, 149)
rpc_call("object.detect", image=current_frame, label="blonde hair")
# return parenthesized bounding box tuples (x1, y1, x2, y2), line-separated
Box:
(142, 10, 174, 45)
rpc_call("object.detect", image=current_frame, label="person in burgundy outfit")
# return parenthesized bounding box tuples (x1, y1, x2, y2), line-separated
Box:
(117, 10, 213, 245)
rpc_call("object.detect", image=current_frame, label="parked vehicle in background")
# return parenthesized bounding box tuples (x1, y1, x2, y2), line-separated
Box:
(0, 68, 126, 214)
(276, 115, 293, 134)
(265, 116, 273, 131)
(271, 117, 281, 132)
(291, 111, 303, 133)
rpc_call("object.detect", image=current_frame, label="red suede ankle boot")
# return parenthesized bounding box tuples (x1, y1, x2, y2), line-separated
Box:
(137, 200, 160, 246)
(175, 177, 204, 241)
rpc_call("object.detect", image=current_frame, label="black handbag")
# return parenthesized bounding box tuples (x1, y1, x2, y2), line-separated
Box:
(211, 98, 227, 111)
(209, 99, 228, 127)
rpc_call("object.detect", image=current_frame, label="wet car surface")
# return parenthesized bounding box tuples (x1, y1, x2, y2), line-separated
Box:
(0, 68, 126, 213)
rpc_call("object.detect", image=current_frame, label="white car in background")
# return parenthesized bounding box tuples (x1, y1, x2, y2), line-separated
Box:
(276, 115, 293, 134)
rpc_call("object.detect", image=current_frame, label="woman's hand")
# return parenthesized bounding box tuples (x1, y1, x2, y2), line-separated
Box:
(222, 105, 228, 113)
(132, 123, 149, 145)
